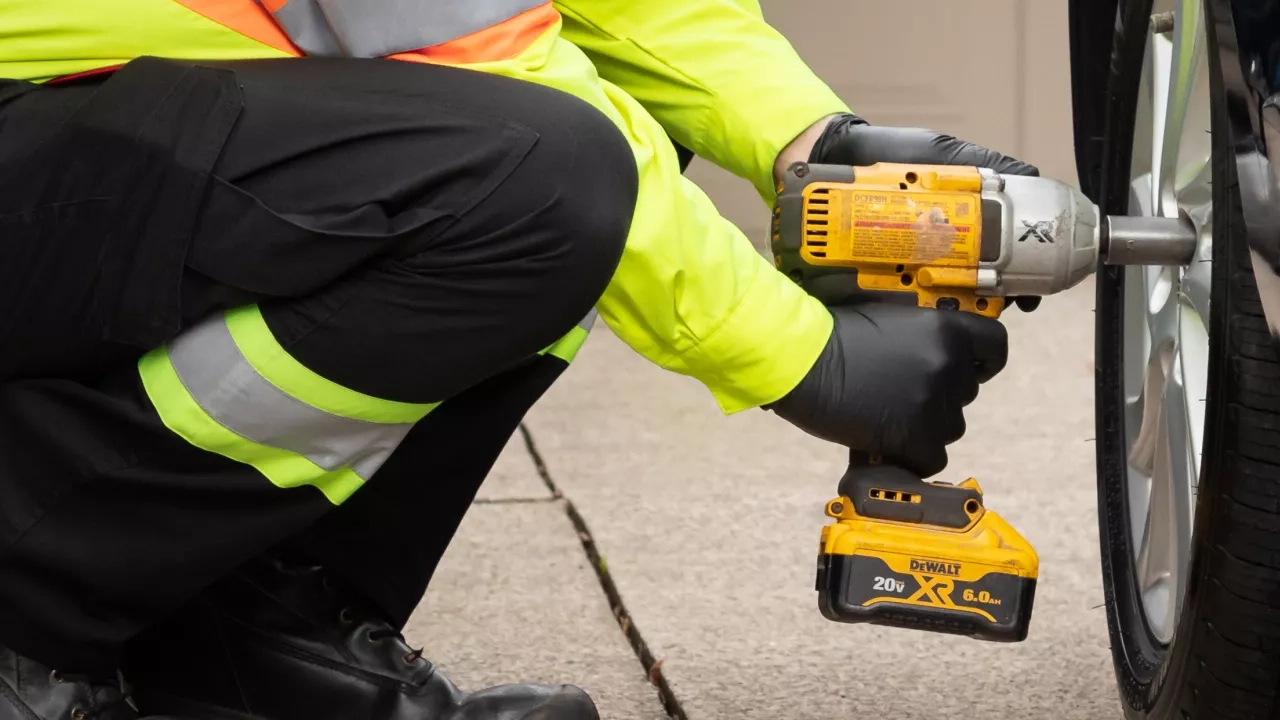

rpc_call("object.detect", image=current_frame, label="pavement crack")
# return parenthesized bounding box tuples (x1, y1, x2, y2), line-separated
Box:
(517, 422, 689, 720)
(519, 423, 563, 498)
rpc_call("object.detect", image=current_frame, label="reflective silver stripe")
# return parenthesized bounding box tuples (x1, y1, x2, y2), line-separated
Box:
(269, 0, 345, 56)
(264, 0, 549, 58)
(578, 308, 598, 332)
(168, 314, 415, 480)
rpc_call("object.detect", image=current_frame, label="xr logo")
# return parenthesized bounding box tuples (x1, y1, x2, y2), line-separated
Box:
(1017, 220, 1056, 244)
(908, 575, 956, 606)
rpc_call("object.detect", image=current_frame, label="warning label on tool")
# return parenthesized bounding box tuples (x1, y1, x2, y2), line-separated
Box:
(828, 190, 982, 266)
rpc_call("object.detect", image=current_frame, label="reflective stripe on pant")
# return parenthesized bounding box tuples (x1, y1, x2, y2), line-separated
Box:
(0, 57, 636, 674)
(140, 306, 597, 505)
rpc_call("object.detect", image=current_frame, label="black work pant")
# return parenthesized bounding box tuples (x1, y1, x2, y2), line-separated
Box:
(0, 57, 638, 674)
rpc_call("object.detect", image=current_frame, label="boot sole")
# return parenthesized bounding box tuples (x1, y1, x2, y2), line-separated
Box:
(519, 686, 601, 720)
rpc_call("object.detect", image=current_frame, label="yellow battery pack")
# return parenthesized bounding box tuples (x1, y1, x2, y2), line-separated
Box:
(815, 469, 1040, 642)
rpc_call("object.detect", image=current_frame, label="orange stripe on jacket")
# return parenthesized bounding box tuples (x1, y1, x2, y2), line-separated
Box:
(175, 0, 301, 55)
(389, 2, 560, 65)
(172, 0, 556, 65)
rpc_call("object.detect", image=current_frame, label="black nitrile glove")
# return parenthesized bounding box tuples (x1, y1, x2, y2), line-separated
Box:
(767, 303, 1008, 479)
(810, 113, 1040, 176)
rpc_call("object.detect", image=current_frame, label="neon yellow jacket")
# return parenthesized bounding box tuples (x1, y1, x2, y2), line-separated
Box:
(1, 0, 849, 413)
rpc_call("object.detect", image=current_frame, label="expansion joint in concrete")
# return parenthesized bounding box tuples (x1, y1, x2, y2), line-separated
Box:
(517, 423, 689, 720)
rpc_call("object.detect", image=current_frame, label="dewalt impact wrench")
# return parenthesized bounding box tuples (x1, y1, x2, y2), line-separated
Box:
(771, 161, 1197, 642)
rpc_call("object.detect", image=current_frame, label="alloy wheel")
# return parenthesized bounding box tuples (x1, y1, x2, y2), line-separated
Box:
(1121, 0, 1214, 645)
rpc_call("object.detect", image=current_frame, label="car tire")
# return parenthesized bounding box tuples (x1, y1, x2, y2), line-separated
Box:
(1092, 0, 1280, 717)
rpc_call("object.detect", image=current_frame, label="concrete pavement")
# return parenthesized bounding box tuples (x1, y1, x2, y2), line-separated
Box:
(405, 435, 669, 720)
(521, 278, 1117, 720)
(406, 276, 1121, 719)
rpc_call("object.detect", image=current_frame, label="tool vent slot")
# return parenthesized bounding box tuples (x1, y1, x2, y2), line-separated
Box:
(804, 189, 830, 259)
(868, 488, 920, 504)
(805, 190, 831, 234)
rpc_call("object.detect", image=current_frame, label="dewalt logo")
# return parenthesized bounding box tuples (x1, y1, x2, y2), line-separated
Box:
(909, 559, 961, 577)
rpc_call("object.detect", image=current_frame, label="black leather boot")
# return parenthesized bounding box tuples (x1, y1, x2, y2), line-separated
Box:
(123, 555, 598, 720)
(0, 644, 139, 720)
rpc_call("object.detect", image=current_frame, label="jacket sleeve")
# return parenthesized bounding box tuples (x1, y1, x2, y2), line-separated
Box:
(553, 0, 851, 202)
(468, 20, 834, 415)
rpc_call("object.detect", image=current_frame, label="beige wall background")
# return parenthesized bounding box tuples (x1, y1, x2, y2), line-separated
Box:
(689, 0, 1076, 246)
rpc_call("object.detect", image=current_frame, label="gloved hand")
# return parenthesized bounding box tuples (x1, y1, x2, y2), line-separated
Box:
(810, 113, 1043, 313)
(766, 302, 1008, 478)
(809, 113, 1040, 176)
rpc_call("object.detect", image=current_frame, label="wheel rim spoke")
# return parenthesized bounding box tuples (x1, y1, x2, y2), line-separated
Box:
(1122, 0, 1212, 646)
(1159, 340, 1196, 621)
(1139, 385, 1175, 635)
(1156, 0, 1207, 216)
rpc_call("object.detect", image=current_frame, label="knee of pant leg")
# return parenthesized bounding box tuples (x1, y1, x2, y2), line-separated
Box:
(562, 112, 637, 288)
(389, 81, 638, 355)
(517, 90, 638, 304)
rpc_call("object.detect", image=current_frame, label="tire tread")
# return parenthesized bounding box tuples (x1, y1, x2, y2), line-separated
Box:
(1181, 110, 1280, 717)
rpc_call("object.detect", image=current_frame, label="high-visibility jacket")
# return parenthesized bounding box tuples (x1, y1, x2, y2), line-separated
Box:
(1, 0, 849, 415)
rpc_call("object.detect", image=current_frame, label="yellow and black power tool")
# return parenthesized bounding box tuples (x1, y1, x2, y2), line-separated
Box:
(769, 161, 1110, 642)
